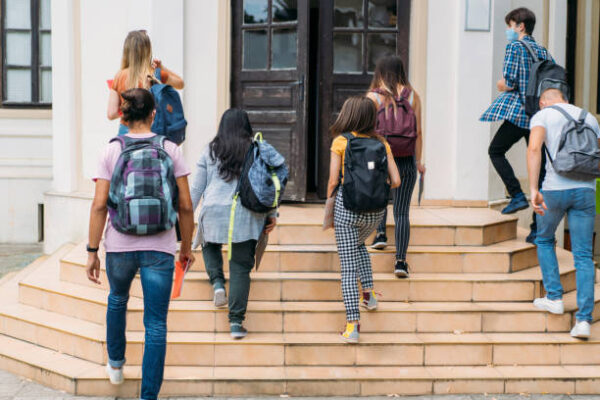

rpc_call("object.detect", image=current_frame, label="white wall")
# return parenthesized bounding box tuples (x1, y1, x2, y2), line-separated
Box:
(425, 0, 459, 200)
(425, 0, 496, 201)
(44, 0, 224, 253)
(454, 0, 497, 200)
(0, 116, 52, 242)
(78, 0, 185, 188)
(182, 0, 226, 168)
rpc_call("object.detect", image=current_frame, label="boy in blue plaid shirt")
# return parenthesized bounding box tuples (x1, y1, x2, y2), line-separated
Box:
(481, 7, 552, 244)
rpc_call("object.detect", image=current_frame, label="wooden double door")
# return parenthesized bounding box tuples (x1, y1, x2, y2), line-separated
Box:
(231, 0, 411, 200)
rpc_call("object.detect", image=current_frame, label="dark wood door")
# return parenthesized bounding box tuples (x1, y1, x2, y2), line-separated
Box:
(231, 0, 310, 201)
(317, 0, 411, 197)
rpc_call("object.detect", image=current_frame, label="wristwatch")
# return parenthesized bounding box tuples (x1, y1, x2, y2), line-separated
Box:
(86, 244, 99, 253)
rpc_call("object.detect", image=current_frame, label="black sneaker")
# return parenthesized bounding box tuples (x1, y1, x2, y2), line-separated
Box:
(394, 260, 409, 278)
(370, 233, 388, 250)
(230, 323, 248, 339)
(525, 230, 536, 245)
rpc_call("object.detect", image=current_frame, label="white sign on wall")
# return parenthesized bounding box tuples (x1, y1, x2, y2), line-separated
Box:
(465, 0, 491, 31)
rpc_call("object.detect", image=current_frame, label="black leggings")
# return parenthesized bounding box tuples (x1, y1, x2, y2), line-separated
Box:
(377, 156, 417, 260)
(488, 120, 546, 231)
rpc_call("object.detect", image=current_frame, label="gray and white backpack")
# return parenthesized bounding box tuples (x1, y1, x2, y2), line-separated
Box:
(545, 105, 600, 181)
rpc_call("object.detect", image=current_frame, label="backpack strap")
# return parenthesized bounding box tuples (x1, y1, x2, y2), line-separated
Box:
(342, 132, 355, 165)
(548, 105, 577, 124)
(109, 136, 127, 150)
(154, 67, 162, 82)
(544, 105, 580, 164)
(151, 134, 168, 149)
(519, 39, 539, 63)
(228, 139, 257, 261)
(370, 91, 383, 106)
(578, 109, 588, 124)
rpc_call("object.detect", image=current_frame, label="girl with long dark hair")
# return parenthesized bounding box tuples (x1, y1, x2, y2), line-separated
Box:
(367, 56, 426, 279)
(191, 108, 277, 339)
(328, 96, 401, 343)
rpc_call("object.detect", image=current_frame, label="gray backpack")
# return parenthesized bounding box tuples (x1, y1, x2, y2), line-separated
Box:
(545, 105, 600, 181)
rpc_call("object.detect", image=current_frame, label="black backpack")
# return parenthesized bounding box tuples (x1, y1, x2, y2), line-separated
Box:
(340, 133, 390, 212)
(520, 40, 570, 117)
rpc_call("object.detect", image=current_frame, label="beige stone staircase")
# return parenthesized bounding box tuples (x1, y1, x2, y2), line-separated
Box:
(1, 205, 600, 397)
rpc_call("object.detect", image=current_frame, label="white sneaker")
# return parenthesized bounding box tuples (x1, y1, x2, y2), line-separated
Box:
(214, 288, 227, 308)
(570, 320, 591, 339)
(105, 364, 124, 385)
(533, 297, 564, 314)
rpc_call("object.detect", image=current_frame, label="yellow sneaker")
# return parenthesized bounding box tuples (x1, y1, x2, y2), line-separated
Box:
(340, 322, 360, 344)
(359, 290, 379, 311)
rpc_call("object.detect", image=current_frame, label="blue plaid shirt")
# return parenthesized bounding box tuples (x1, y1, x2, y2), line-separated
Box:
(481, 36, 552, 129)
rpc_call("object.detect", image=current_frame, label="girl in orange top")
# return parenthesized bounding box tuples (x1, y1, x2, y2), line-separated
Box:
(107, 30, 184, 136)
(327, 96, 400, 343)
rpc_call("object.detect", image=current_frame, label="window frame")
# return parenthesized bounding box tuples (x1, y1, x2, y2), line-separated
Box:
(0, 0, 51, 108)
(332, 0, 400, 75)
(241, 0, 299, 71)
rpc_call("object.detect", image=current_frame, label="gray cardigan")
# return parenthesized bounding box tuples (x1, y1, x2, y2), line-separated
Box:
(190, 146, 275, 249)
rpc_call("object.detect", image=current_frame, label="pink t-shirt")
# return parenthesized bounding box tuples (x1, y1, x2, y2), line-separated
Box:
(94, 133, 191, 255)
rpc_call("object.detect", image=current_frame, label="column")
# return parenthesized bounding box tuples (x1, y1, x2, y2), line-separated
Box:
(50, 0, 80, 193)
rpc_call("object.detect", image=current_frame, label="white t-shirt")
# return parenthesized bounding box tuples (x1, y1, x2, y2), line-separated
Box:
(530, 103, 600, 191)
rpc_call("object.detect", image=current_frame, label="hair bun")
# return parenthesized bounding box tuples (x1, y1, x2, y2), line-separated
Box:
(120, 88, 155, 124)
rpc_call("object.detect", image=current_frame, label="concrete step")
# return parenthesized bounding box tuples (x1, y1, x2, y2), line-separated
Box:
(63, 233, 538, 274)
(0, 334, 599, 396)
(1, 301, 599, 368)
(57, 253, 577, 303)
(21, 271, 600, 334)
(272, 205, 517, 246)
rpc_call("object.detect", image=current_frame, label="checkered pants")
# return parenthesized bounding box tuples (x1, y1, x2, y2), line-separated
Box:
(334, 191, 385, 322)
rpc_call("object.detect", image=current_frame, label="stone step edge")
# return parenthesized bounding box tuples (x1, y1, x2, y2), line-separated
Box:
(65, 240, 537, 258)
(1, 301, 596, 346)
(258, 216, 518, 229)
(21, 273, 598, 314)
(0, 334, 598, 397)
(59, 258, 573, 283)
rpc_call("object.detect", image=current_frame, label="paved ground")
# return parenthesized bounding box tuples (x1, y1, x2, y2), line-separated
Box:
(0, 244, 43, 279)
(0, 369, 599, 400)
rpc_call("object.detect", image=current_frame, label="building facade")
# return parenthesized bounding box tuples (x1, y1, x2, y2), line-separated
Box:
(0, 0, 596, 252)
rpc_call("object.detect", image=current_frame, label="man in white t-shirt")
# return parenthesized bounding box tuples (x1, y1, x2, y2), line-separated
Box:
(527, 88, 600, 339)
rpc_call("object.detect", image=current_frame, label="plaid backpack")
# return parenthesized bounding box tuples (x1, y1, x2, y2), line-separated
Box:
(107, 135, 179, 235)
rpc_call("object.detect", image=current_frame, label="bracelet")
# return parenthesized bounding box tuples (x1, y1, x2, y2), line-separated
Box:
(86, 244, 99, 253)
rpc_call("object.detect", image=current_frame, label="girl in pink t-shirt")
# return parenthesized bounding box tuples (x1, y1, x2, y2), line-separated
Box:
(86, 88, 194, 400)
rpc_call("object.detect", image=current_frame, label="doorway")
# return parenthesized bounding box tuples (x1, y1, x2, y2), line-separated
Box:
(231, 0, 411, 200)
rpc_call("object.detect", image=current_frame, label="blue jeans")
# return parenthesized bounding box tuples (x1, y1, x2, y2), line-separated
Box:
(106, 251, 174, 400)
(535, 188, 596, 322)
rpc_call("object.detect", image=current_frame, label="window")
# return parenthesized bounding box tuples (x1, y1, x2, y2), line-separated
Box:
(1, 0, 51, 107)
(242, 0, 298, 70)
(333, 0, 398, 74)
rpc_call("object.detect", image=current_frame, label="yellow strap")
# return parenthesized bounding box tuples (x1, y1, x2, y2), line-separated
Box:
(254, 131, 263, 142)
(228, 194, 239, 261)
(271, 171, 281, 207)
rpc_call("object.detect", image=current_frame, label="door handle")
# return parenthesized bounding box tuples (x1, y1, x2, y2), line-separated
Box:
(293, 75, 305, 102)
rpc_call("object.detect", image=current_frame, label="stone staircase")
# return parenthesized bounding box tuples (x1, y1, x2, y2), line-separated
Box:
(1, 205, 600, 397)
